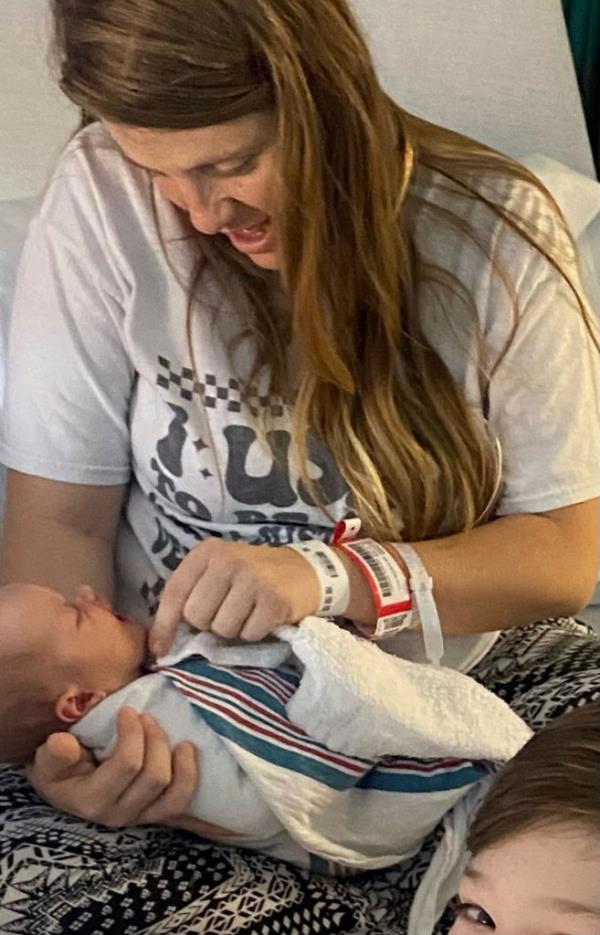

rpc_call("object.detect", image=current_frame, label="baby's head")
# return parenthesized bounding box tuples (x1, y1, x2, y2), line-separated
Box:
(451, 702, 599, 935)
(0, 583, 147, 764)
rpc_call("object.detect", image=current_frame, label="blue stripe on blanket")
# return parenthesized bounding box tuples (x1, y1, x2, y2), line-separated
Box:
(160, 658, 483, 794)
(357, 761, 488, 793)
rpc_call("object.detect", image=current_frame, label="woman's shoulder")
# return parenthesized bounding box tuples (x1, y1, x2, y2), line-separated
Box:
(406, 158, 585, 360)
(54, 122, 146, 183)
(407, 160, 573, 268)
(37, 122, 158, 239)
(30, 123, 189, 293)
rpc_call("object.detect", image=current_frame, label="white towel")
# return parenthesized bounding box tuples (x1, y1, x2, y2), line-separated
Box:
(278, 618, 531, 761)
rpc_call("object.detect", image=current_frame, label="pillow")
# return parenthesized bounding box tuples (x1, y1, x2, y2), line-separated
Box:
(518, 154, 600, 312)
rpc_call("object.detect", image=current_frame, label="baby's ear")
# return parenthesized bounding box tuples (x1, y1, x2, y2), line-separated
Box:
(55, 690, 107, 724)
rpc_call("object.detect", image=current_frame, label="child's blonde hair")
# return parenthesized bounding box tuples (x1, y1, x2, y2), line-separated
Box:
(468, 702, 600, 855)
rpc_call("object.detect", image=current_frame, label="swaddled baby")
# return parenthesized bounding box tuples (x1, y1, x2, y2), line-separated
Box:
(0, 583, 303, 864)
(0, 583, 523, 874)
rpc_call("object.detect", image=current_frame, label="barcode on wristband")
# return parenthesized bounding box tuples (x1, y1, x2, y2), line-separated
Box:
(289, 539, 350, 618)
(306, 547, 342, 579)
(348, 541, 393, 598)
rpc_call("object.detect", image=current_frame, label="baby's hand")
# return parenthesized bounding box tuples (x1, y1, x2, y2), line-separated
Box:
(151, 539, 320, 655)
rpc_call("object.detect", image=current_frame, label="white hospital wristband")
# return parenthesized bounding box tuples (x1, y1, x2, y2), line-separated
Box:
(287, 540, 351, 617)
(390, 543, 445, 665)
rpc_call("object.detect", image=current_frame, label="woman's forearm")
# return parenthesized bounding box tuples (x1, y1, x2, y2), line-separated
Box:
(340, 501, 599, 636)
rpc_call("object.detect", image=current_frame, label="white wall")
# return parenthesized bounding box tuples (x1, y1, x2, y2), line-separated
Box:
(0, 0, 77, 200)
(353, 0, 595, 179)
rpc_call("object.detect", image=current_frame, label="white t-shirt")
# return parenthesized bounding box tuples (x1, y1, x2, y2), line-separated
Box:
(1, 124, 598, 672)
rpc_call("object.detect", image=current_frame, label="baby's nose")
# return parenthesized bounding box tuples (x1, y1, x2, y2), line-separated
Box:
(76, 585, 97, 603)
(75, 585, 112, 611)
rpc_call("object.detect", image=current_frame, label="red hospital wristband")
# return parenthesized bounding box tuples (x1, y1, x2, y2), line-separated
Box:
(336, 538, 414, 639)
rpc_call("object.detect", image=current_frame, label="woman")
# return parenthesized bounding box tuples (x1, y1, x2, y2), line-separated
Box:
(0, 0, 598, 931)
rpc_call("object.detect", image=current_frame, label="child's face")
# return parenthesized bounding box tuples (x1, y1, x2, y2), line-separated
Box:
(451, 826, 600, 935)
(0, 584, 147, 710)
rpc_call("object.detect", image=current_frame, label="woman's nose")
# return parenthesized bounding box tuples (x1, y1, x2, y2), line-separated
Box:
(172, 177, 225, 235)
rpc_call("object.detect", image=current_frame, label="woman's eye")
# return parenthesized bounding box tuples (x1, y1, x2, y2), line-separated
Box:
(213, 156, 259, 178)
(228, 157, 259, 176)
(453, 902, 495, 928)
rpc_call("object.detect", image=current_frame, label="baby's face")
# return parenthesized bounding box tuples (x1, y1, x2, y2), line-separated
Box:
(450, 826, 600, 935)
(0, 584, 147, 698)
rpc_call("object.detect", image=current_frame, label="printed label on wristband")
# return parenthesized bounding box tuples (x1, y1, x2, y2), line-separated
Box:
(288, 540, 350, 617)
(337, 539, 413, 640)
(343, 540, 412, 614)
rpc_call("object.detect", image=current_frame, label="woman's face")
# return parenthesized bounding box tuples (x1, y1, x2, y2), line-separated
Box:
(450, 827, 600, 935)
(105, 111, 280, 270)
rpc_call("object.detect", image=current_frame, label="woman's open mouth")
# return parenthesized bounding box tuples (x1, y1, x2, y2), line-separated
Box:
(225, 219, 274, 255)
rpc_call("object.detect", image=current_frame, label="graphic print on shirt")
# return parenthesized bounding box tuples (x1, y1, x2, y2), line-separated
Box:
(139, 357, 351, 614)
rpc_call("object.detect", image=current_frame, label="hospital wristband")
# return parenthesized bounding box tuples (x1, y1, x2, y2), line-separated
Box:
(335, 538, 413, 640)
(389, 543, 445, 666)
(287, 540, 351, 617)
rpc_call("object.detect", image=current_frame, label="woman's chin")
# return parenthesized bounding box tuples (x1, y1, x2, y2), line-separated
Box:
(249, 251, 279, 271)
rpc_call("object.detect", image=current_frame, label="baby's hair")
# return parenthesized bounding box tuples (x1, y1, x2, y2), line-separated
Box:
(0, 648, 62, 765)
(468, 702, 600, 856)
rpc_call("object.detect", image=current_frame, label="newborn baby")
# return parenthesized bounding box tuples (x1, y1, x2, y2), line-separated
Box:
(0, 583, 525, 874)
(0, 583, 298, 862)
(1, 583, 146, 762)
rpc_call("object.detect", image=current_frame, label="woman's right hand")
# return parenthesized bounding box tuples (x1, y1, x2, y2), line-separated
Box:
(26, 707, 198, 828)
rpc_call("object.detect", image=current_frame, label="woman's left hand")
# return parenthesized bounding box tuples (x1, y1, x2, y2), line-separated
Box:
(150, 539, 321, 655)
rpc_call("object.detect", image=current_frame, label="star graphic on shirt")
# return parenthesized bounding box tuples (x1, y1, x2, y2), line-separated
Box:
(194, 437, 208, 452)
(201, 468, 213, 479)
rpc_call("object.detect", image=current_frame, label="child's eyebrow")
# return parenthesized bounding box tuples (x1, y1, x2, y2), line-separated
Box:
(547, 896, 599, 916)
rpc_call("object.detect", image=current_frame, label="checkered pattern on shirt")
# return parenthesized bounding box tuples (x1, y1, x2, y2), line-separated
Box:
(156, 357, 285, 418)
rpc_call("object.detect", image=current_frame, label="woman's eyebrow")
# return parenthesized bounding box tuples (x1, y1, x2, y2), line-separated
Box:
(124, 144, 261, 176)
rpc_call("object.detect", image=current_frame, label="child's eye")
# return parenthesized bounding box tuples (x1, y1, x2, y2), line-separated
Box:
(453, 901, 496, 928)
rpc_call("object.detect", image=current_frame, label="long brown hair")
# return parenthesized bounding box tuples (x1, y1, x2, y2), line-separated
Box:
(51, 0, 598, 541)
(468, 702, 600, 854)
